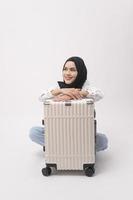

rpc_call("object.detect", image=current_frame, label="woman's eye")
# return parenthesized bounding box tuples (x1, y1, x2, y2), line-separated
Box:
(63, 68, 77, 72)
(70, 69, 76, 71)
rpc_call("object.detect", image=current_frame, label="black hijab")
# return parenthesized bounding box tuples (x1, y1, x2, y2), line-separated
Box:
(58, 56, 87, 89)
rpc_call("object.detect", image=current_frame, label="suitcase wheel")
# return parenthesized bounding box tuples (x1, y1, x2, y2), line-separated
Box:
(42, 167, 52, 176)
(84, 166, 95, 177)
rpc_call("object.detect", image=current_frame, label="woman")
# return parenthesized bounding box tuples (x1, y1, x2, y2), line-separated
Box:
(29, 56, 108, 151)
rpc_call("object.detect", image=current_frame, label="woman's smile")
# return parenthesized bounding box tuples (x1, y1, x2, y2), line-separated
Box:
(63, 61, 78, 84)
(65, 76, 73, 80)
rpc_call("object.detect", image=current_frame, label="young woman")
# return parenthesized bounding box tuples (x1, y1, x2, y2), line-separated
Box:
(29, 56, 108, 152)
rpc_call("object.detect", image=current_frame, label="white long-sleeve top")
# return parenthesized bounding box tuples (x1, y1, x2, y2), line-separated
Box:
(39, 80, 104, 102)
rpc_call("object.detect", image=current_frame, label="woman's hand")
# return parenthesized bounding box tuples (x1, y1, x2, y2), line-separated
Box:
(61, 88, 83, 100)
(52, 88, 89, 101)
(53, 94, 72, 101)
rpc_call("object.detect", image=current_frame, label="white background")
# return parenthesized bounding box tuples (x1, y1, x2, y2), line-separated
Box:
(0, 0, 133, 199)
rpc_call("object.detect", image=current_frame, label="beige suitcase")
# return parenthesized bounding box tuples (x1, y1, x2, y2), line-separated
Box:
(42, 99, 96, 176)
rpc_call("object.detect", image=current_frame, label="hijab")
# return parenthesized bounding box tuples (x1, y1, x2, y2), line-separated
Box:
(58, 56, 87, 89)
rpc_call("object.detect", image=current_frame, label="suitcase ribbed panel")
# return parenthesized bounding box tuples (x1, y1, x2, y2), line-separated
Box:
(44, 99, 95, 170)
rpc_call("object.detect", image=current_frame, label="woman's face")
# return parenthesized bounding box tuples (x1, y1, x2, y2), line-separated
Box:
(63, 61, 78, 84)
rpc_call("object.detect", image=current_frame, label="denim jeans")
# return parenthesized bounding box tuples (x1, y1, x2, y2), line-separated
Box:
(29, 126, 108, 152)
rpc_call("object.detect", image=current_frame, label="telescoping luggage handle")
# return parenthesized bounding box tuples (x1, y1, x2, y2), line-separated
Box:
(64, 99, 94, 106)
(43, 100, 72, 106)
(44, 98, 94, 106)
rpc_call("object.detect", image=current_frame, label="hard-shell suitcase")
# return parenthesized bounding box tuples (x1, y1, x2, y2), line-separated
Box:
(42, 99, 96, 176)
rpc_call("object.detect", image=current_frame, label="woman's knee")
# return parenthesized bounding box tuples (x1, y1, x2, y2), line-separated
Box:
(29, 126, 44, 140)
(96, 133, 108, 151)
(29, 126, 44, 146)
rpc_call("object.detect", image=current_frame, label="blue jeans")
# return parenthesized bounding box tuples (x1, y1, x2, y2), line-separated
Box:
(29, 126, 108, 152)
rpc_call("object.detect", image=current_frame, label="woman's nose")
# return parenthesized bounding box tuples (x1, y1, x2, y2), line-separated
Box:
(66, 70, 71, 75)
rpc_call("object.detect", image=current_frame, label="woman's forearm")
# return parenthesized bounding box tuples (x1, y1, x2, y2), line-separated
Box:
(51, 88, 74, 96)
(51, 88, 62, 96)
(80, 90, 89, 97)
(51, 88, 89, 98)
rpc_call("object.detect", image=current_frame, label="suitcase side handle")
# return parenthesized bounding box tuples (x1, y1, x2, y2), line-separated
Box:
(65, 101, 71, 106)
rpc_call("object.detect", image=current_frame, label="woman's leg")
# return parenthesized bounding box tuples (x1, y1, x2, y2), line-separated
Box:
(29, 126, 44, 146)
(29, 127, 108, 152)
(96, 133, 108, 152)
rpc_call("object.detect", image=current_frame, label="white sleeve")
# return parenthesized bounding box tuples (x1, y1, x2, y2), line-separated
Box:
(39, 83, 59, 102)
(82, 81, 104, 102)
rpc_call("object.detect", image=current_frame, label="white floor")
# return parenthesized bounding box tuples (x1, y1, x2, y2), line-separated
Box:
(0, 113, 133, 200)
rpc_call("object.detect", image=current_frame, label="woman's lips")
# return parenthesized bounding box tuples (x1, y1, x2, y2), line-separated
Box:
(65, 77, 72, 80)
